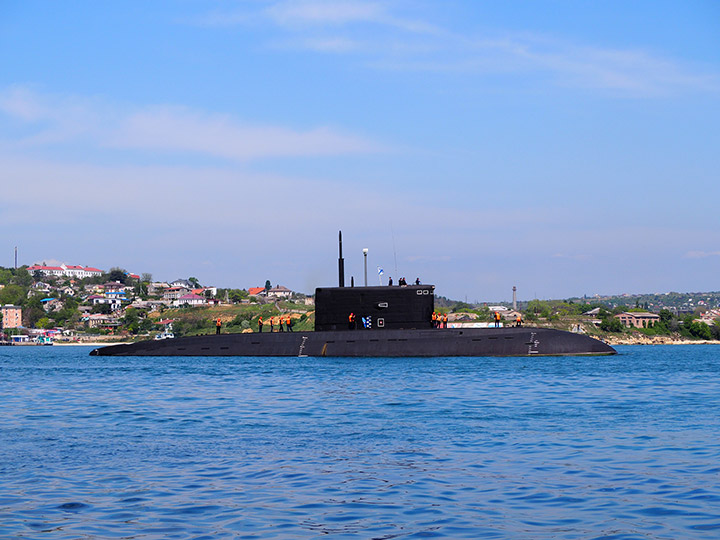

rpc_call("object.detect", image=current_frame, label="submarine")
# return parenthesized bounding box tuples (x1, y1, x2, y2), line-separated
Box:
(90, 232, 616, 357)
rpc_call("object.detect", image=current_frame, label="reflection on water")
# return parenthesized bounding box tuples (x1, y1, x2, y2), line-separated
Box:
(1, 345, 719, 538)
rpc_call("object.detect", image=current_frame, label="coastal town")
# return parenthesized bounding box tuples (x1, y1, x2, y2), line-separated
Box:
(1, 260, 719, 345)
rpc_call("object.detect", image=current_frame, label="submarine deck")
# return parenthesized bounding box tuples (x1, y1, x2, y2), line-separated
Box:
(90, 326, 616, 357)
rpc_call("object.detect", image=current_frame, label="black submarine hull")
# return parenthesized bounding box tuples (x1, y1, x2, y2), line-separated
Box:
(90, 327, 616, 357)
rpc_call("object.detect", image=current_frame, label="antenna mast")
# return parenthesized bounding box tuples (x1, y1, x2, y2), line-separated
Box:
(338, 231, 345, 287)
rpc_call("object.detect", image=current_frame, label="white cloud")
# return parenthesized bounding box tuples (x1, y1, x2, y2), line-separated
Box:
(266, 0, 386, 26)
(0, 87, 381, 160)
(191, 2, 719, 96)
(111, 106, 378, 159)
(685, 250, 720, 259)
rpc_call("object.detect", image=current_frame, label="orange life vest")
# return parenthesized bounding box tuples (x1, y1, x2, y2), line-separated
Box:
(216, 318, 221, 326)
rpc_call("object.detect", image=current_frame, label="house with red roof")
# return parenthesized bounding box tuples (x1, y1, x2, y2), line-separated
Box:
(28, 264, 102, 279)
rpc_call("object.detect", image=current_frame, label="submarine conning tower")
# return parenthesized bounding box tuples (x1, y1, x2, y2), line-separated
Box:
(315, 231, 435, 331)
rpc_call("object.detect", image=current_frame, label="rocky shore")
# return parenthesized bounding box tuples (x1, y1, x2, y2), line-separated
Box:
(604, 335, 720, 346)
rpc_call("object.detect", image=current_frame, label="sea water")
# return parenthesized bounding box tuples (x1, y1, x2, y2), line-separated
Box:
(1, 345, 719, 539)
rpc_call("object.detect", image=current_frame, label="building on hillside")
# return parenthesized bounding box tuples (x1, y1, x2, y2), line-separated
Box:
(697, 309, 720, 326)
(174, 293, 207, 307)
(615, 312, 661, 328)
(27, 264, 102, 279)
(129, 299, 169, 311)
(82, 313, 121, 329)
(87, 295, 123, 311)
(59, 286, 76, 296)
(170, 279, 193, 289)
(163, 287, 190, 301)
(267, 285, 293, 299)
(1, 305, 22, 329)
(31, 282, 54, 293)
(102, 281, 128, 293)
(41, 298, 62, 312)
(148, 282, 169, 295)
(248, 287, 266, 297)
(192, 287, 217, 297)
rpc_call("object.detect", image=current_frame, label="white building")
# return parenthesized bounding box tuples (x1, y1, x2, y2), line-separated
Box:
(267, 285, 293, 299)
(174, 293, 207, 307)
(27, 264, 103, 279)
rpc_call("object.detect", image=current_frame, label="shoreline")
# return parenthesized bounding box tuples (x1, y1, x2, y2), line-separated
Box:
(604, 337, 720, 346)
(53, 342, 132, 347)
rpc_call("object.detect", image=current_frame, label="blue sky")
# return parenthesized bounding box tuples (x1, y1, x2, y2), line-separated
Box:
(1, 0, 718, 301)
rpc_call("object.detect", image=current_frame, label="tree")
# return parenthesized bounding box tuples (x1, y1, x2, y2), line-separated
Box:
(189, 277, 201, 288)
(36, 317, 53, 329)
(141, 273, 153, 283)
(600, 316, 624, 332)
(13, 268, 32, 287)
(106, 267, 127, 284)
(91, 303, 112, 315)
(265, 280, 272, 292)
(0, 284, 25, 306)
(121, 308, 140, 334)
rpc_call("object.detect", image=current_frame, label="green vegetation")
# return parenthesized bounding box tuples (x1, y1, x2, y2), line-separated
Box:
(2, 263, 719, 344)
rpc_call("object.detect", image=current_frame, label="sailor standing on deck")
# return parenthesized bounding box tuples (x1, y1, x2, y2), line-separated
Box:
(443, 313, 448, 328)
(348, 312, 356, 330)
(516, 314, 522, 327)
(494, 311, 501, 328)
(286, 315, 293, 332)
(270, 317, 274, 332)
(216, 318, 222, 335)
(258, 316, 263, 333)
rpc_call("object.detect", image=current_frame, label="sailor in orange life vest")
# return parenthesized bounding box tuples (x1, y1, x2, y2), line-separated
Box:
(269, 317, 274, 332)
(348, 312, 356, 330)
(494, 311, 501, 327)
(258, 316, 263, 333)
(431, 312, 437, 328)
(443, 313, 448, 328)
(279, 315, 284, 332)
(216, 317, 222, 335)
(286, 315, 293, 332)
(516, 314, 522, 327)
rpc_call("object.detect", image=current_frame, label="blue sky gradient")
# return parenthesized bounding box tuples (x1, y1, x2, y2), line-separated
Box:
(1, 1, 718, 301)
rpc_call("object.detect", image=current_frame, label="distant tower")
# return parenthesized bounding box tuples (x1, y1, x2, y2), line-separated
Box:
(512, 286, 517, 311)
(14, 246, 17, 270)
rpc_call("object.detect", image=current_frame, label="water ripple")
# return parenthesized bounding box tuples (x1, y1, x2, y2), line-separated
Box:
(0, 345, 719, 538)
